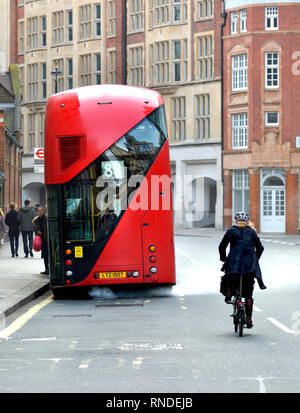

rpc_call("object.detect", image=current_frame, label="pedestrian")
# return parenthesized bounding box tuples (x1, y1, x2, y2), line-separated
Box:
(18, 199, 36, 258)
(5, 203, 20, 257)
(218, 211, 266, 328)
(33, 206, 49, 275)
(0, 208, 7, 246)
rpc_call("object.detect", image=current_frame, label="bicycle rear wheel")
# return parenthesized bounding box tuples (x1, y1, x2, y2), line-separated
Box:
(238, 316, 243, 337)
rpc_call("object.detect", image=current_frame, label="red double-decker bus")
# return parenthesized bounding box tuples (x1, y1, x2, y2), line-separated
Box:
(45, 85, 176, 297)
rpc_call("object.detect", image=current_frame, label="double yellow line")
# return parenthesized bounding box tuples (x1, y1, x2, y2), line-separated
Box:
(0, 295, 53, 339)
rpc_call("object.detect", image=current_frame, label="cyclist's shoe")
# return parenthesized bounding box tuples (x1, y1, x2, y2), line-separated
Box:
(246, 319, 253, 328)
(224, 296, 232, 304)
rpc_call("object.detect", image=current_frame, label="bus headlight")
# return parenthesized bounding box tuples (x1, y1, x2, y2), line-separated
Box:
(132, 271, 139, 277)
(150, 267, 157, 274)
(66, 271, 73, 276)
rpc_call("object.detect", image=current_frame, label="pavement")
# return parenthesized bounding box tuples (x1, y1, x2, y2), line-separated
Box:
(0, 227, 300, 319)
(0, 238, 49, 318)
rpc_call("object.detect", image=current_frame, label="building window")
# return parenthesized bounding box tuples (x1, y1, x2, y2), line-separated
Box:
(41, 63, 47, 99)
(28, 113, 35, 152)
(172, 96, 186, 141)
(108, 1, 116, 37)
(39, 113, 45, 146)
(173, 39, 187, 82)
(28, 63, 38, 101)
(265, 111, 279, 126)
(66, 10, 73, 42)
(150, 41, 170, 85)
(18, 20, 25, 54)
(53, 11, 64, 44)
(40, 16, 47, 47)
(108, 50, 116, 83)
(80, 5, 92, 40)
(80, 54, 91, 86)
(232, 54, 248, 91)
(198, 35, 213, 80)
(265, 52, 279, 88)
(196, 94, 210, 139)
(94, 53, 101, 84)
(197, 0, 213, 19)
(129, 0, 144, 32)
(265, 7, 278, 30)
(27, 17, 38, 50)
(240, 9, 247, 32)
(150, 0, 187, 27)
(129, 47, 144, 86)
(232, 170, 250, 217)
(232, 113, 248, 149)
(231, 11, 237, 34)
(95, 4, 101, 37)
(66, 58, 73, 89)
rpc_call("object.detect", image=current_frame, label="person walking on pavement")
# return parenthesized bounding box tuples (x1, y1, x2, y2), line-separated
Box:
(18, 199, 36, 258)
(0, 208, 7, 246)
(5, 203, 20, 257)
(33, 206, 49, 275)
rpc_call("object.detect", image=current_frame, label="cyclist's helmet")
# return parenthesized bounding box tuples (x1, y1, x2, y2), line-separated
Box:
(234, 211, 250, 223)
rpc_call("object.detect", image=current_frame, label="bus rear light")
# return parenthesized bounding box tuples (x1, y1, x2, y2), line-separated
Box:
(66, 280, 71, 284)
(149, 245, 156, 252)
(149, 255, 157, 263)
(66, 271, 73, 276)
(65, 249, 72, 255)
(65, 259, 73, 266)
(132, 271, 139, 277)
(151, 275, 159, 281)
(150, 266, 157, 274)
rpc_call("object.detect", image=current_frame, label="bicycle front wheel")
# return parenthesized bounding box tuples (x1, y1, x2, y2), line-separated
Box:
(238, 317, 244, 337)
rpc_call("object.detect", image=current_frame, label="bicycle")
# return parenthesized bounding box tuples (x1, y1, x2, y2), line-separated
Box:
(229, 275, 248, 337)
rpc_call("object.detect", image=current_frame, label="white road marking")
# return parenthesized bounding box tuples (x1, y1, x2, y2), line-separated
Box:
(267, 317, 296, 334)
(132, 357, 143, 369)
(253, 305, 263, 312)
(79, 359, 92, 369)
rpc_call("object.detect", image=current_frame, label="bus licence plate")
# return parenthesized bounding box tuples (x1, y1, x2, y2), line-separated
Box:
(99, 271, 126, 279)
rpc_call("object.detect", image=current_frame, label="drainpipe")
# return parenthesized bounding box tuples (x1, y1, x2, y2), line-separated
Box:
(122, 0, 127, 85)
(221, 1, 227, 230)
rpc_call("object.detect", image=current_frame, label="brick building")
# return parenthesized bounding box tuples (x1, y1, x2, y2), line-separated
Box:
(223, 0, 300, 233)
(10, 0, 224, 229)
(0, 70, 23, 212)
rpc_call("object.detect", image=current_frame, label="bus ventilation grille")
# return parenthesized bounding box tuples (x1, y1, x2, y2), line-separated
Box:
(57, 136, 84, 173)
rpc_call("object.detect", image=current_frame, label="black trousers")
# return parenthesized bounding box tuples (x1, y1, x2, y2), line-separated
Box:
(226, 273, 255, 299)
(9, 234, 19, 255)
(21, 231, 33, 255)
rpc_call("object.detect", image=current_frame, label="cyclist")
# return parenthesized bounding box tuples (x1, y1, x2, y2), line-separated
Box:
(219, 212, 266, 328)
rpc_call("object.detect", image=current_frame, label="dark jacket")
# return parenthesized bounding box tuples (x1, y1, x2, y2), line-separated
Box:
(218, 225, 266, 290)
(5, 210, 20, 236)
(18, 206, 35, 232)
(33, 215, 48, 257)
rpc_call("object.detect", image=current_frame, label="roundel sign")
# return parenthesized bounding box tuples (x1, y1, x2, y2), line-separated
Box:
(34, 147, 45, 173)
(34, 148, 45, 161)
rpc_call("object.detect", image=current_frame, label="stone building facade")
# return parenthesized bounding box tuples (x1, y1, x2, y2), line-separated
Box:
(10, 0, 223, 230)
(223, 0, 300, 233)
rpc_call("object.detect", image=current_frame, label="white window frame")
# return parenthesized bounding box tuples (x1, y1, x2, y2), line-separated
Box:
(232, 113, 248, 149)
(232, 169, 250, 218)
(240, 9, 247, 33)
(231, 11, 237, 34)
(265, 7, 278, 31)
(232, 54, 248, 91)
(265, 112, 279, 127)
(265, 52, 279, 89)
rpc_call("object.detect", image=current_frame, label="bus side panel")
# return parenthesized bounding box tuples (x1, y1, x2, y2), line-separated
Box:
(73, 141, 173, 287)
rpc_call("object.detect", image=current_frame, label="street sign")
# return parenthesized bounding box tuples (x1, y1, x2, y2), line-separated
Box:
(34, 147, 44, 173)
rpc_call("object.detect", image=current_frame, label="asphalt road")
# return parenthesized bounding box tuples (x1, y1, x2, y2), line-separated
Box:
(1, 234, 300, 394)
